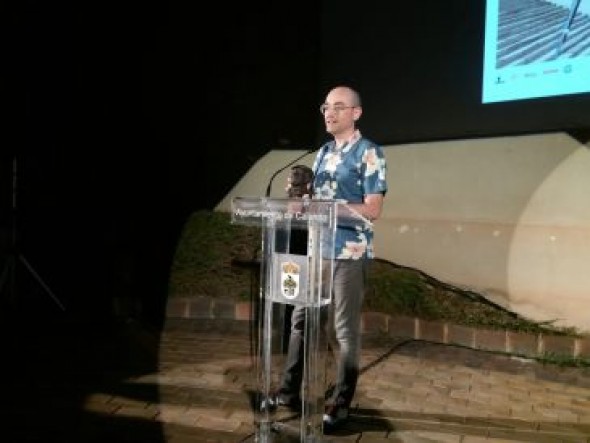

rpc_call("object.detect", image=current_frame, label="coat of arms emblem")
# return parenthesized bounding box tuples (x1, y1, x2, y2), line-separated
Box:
(281, 261, 300, 299)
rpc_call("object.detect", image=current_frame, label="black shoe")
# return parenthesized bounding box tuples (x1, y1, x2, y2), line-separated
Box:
(322, 403, 349, 434)
(259, 394, 277, 412)
(276, 390, 301, 412)
(260, 390, 301, 412)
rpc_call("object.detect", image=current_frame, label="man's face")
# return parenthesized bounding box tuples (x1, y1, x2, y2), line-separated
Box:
(321, 88, 360, 137)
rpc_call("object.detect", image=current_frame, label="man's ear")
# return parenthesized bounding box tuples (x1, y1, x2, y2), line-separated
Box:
(353, 107, 362, 121)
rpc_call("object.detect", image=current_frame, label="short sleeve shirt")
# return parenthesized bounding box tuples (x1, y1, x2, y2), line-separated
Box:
(312, 131, 388, 259)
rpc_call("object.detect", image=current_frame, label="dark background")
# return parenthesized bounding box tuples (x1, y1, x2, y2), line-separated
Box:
(4, 0, 590, 330)
(319, 0, 590, 144)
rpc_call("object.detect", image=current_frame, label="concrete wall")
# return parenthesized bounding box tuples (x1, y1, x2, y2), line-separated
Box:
(216, 132, 590, 333)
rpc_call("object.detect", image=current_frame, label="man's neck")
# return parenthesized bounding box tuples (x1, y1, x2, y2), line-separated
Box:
(333, 129, 359, 148)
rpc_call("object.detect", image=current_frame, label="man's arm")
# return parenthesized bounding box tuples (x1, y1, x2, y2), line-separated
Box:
(347, 193, 384, 222)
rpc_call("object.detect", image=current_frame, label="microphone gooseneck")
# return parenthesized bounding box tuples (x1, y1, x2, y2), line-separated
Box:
(265, 149, 315, 197)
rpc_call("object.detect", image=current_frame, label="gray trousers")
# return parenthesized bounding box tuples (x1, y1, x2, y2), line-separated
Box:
(279, 259, 367, 407)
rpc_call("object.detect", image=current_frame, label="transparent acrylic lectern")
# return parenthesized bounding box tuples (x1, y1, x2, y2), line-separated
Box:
(231, 197, 370, 443)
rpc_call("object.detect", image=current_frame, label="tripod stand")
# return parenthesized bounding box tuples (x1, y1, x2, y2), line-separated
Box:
(0, 155, 65, 311)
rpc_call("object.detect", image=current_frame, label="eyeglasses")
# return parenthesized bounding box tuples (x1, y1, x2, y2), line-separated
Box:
(319, 104, 356, 115)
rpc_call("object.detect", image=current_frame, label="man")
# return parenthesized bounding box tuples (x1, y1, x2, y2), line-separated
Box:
(278, 85, 388, 433)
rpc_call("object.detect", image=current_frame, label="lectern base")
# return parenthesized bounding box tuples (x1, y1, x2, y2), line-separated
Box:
(252, 420, 324, 442)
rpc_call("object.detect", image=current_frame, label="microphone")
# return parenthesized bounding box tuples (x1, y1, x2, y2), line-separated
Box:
(265, 149, 315, 197)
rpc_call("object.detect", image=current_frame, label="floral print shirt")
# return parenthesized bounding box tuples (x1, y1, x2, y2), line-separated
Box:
(312, 130, 388, 259)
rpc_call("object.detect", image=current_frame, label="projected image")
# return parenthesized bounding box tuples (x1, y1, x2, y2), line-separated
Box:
(483, 0, 590, 103)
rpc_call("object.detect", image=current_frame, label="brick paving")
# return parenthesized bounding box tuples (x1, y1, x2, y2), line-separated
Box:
(4, 315, 590, 442)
